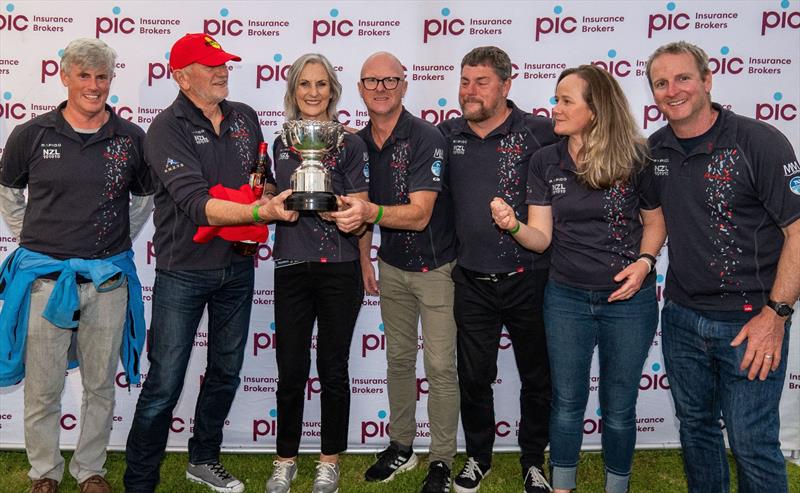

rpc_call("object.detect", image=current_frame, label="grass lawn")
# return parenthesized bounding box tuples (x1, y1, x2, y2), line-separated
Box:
(1, 449, 798, 492)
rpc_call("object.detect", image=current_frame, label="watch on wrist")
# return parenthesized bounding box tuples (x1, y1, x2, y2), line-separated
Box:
(767, 299, 794, 317)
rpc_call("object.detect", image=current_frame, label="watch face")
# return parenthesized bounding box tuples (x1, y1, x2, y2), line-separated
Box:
(770, 300, 793, 317)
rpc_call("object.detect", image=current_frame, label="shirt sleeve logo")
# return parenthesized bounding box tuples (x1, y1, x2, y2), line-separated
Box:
(784, 160, 800, 177)
(164, 157, 184, 173)
(790, 176, 800, 196)
(431, 160, 442, 178)
(433, 148, 444, 160)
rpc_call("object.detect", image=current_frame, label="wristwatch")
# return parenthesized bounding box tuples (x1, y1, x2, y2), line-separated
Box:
(767, 299, 795, 317)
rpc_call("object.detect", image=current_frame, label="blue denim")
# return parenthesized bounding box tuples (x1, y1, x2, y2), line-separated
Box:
(661, 299, 790, 493)
(544, 281, 657, 493)
(124, 262, 254, 492)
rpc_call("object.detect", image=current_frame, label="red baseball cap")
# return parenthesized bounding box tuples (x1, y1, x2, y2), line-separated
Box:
(169, 33, 241, 70)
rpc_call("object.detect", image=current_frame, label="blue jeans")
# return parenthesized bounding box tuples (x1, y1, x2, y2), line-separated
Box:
(661, 299, 790, 493)
(124, 262, 254, 492)
(544, 281, 657, 493)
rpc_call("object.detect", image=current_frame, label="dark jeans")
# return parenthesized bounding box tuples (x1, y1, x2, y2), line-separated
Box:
(545, 281, 658, 493)
(661, 299, 790, 493)
(124, 262, 254, 492)
(453, 265, 551, 470)
(274, 261, 363, 457)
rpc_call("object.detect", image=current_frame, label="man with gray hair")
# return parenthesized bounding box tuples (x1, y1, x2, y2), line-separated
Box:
(438, 46, 557, 493)
(0, 38, 154, 493)
(646, 40, 800, 493)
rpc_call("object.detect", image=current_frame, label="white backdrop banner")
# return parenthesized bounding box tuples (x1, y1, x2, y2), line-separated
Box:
(0, 0, 798, 455)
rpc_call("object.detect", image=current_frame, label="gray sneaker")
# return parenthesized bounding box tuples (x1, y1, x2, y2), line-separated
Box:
(265, 460, 297, 493)
(186, 462, 245, 493)
(312, 461, 340, 493)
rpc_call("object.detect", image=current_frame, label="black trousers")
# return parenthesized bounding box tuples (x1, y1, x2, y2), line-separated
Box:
(453, 265, 552, 469)
(274, 261, 364, 457)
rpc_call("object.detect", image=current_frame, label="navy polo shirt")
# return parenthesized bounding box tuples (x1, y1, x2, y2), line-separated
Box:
(272, 131, 369, 263)
(0, 102, 153, 259)
(439, 101, 557, 273)
(358, 108, 455, 272)
(146, 92, 273, 271)
(648, 103, 800, 312)
(527, 139, 659, 290)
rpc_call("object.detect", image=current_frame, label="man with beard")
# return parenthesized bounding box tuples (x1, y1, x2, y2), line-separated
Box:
(438, 46, 557, 493)
(124, 33, 297, 493)
(331, 51, 458, 493)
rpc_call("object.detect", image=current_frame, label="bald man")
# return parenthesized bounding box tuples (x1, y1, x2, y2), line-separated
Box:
(331, 52, 458, 493)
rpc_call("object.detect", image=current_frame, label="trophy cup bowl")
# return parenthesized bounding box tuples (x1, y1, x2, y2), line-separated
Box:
(281, 120, 345, 211)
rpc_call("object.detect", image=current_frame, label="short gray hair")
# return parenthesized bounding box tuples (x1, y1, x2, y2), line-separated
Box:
(283, 53, 342, 121)
(60, 38, 117, 76)
(461, 46, 512, 81)
(645, 41, 709, 88)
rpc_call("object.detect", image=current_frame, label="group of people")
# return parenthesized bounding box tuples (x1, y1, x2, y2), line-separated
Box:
(0, 31, 796, 493)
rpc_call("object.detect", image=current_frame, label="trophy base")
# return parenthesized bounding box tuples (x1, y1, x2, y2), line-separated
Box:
(287, 191, 337, 212)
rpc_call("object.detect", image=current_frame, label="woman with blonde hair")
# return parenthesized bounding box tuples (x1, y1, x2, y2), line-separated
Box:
(491, 64, 666, 493)
(265, 53, 370, 493)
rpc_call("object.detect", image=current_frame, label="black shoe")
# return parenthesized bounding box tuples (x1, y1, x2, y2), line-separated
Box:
(523, 465, 552, 493)
(421, 461, 452, 493)
(453, 457, 490, 493)
(364, 441, 418, 482)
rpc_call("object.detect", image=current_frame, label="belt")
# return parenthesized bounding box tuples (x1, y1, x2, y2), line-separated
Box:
(462, 267, 525, 283)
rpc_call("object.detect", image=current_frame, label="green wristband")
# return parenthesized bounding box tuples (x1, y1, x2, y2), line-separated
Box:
(509, 220, 521, 235)
(252, 204, 262, 223)
(373, 205, 384, 224)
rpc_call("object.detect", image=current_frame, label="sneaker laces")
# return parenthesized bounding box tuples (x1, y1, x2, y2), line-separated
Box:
(525, 466, 552, 491)
(375, 444, 400, 468)
(315, 461, 338, 484)
(458, 457, 482, 481)
(208, 462, 234, 481)
(270, 460, 295, 484)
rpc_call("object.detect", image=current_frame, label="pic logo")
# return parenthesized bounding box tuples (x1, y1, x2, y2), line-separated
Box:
(531, 96, 557, 119)
(647, 2, 690, 38)
(416, 377, 429, 401)
(253, 322, 277, 356)
(534, 5, 577, 42)
(252, 409, 278, 440)
(756, 91, 797, 121)
(640, 362, 670, 390)
(708, 46, 744, 75)
(253, 237, 274, 268)
(361, 323, 386, 357)
(312, 8, 353, 44)
(643, 104, 667, 129)
(0, 92, 26, 120)
(761, 0, 800, 35)
(257, 53, 290, 88)
(495, 420, 512, 437)
(60, 413, 78, 431)
(147, 51, 172, 86)
(361, 410, 389, 443)
(0, 3, 29, 31)
(109, 94, 133, 121)
(306, 376, 321, 400)
(204, 7, 243, 37)
(420, 97, 461, 125)
(584, 407, 603, 434)
(96, 6, 135, 38)
(423, 7, 465, 43)
(591, 49, 632, 78)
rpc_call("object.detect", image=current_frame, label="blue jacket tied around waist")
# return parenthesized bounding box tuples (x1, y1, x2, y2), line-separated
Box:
(0, 247, 146, 387)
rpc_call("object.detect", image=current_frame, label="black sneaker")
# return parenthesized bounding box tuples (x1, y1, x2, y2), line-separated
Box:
(523, 465, 552, 493)
(364, 441, 418, 482)
(421, 460, 452, 493)
(453, 457, 490, 493)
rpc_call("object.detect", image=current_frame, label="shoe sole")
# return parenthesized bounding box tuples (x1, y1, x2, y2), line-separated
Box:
(453, 468, 490, 493)
(185, 471, 245, 493)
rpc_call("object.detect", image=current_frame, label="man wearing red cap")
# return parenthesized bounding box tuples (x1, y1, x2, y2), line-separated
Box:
(124, 33, 297, 493)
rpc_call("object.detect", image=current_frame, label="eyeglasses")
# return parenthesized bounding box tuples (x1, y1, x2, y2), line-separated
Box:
(360, 76, 403, 91)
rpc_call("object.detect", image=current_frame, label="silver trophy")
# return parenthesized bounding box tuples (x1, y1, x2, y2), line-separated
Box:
(281, 120, 345, 211)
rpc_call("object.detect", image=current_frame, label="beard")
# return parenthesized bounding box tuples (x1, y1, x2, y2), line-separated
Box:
(460, 99, 493, 123)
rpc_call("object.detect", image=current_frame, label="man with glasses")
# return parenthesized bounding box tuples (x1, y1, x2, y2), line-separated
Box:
(331, 51, 458, 493)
